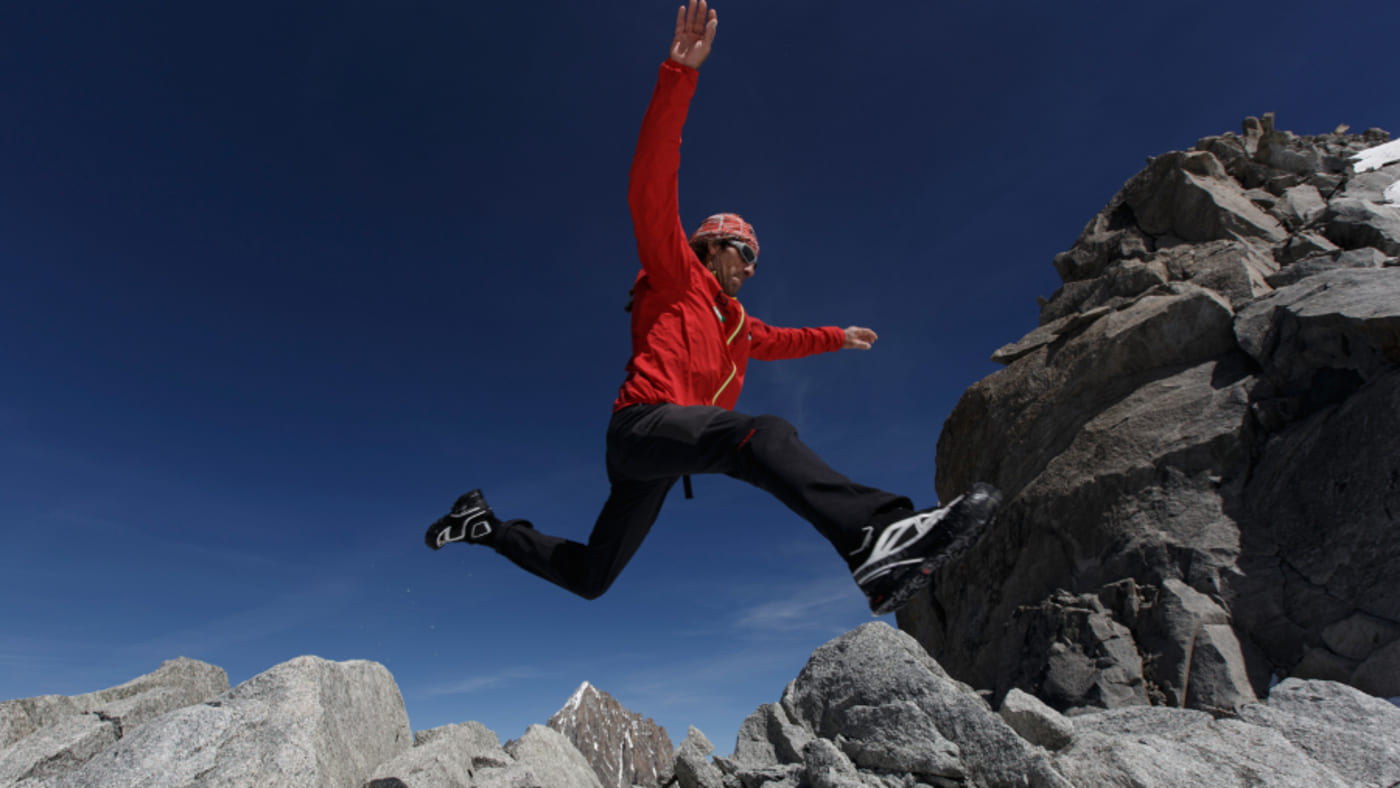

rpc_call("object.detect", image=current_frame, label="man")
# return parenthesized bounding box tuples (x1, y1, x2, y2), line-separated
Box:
(425, 0, 999, 616)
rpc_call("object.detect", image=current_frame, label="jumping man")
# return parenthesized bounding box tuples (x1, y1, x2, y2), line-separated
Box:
(425, 0, 1000, 616)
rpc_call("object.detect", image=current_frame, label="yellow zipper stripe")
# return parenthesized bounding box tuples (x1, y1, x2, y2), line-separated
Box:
(712, 361, 738, 405)
(726, 301, 746, 345)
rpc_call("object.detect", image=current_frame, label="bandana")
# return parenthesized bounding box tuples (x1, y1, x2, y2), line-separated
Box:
(689, 213, 760, 258)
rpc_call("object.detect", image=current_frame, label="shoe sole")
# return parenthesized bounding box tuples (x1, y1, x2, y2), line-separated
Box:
(425, 489, 492, 550)
(868, 484, 1000, 616)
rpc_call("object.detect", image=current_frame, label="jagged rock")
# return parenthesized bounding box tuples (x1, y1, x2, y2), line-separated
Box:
(0, 714, 120, 786)
(998, 689, 1073, 751)
(1002, 590, 1148, 711)
(780, 623, 1070, 788)
(1267, 184, 1327, 229)
(1131, 578, 1232, 707)
(0, 658, 228, 750)
(732, 701, 812, 769)
(1039, 257, 1173, 324)
(917, 351, 1254, 701)
(800, 739, 882, 788)
(367, 721, 511, 787)
(1265, 246, 1393, 288)
(548, 681, 673, 788)
(1152, 238, 1275, 307)
(991, 306, 1112, 365)
(1234, 268, 1400, 395)
(0, 658, 229, 785)
(1055, 715, 1350, 787)
(1336, 162, 1400, 203)
(939, 283, 1238, 502)
(902, 122, 1400, 727)
(673, 727, 723, 788)
(1124, 151, 1288, 244)
(37, 656, 410, 788)
(1232, 367, 1400, 691)
(1051, 195, 1155, 283)
(1275, 230, 1341, 264)
(1236, 679, 1400, 787)
(1183, 625, 1258, 714)
(1321, 197, 1400, 255)
(486, 725, 604, 788)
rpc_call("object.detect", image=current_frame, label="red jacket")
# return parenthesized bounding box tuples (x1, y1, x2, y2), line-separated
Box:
(613, 61, 845, 413)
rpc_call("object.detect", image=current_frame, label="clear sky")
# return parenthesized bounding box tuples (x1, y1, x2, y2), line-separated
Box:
(4, 0, 1397, 756)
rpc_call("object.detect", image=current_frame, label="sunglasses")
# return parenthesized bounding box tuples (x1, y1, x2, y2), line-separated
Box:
(726, 239, 758, 265)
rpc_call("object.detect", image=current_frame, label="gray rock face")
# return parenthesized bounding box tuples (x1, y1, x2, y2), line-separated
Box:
(998, 689, 1073, 751)
(368, 721, 513, 787)
(0, 658, 228, 751)
(6, 624, 1392, 786)
(902, 119, 1400, 720)
(35, 656, 411, 788)
(547, 681, 673, 788)
(718, 623, 1071, 788)
(673, 727, 725, 788)
(493, 725, 605, 788)
(0, 658, 228, 785)
(715, 623, 1396, 788)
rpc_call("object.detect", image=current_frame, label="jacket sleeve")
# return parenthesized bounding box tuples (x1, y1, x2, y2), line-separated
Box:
(749, 317, 846, 361)
(628, 61, 701, 294)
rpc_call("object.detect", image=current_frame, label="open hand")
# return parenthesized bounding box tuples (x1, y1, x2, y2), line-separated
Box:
(843, 326, 878, 350)
(669, 0, 717, 69)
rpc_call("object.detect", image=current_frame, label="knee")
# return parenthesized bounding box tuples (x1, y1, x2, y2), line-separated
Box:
(575, 577, 613, 601)
(750, 413, 797, 444)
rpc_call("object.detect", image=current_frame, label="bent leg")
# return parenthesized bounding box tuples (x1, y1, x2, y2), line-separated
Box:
(492, 477, 675, 600)
(610, 404, 912, 561)
(728, 413, 912, 562)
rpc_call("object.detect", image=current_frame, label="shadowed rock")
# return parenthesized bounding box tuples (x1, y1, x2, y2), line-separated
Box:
(900, 118, 1400, 722)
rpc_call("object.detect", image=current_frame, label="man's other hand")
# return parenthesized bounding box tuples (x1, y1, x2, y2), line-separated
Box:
(843, 327, 878, 350)
(669, 0, 717, 69)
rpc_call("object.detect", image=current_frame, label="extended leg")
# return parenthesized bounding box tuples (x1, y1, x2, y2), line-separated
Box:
(607, 404, 913, 560)
(492, 476, 675, 600)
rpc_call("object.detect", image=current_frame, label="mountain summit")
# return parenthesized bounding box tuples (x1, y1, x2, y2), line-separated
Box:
(547, 681, 674, 788)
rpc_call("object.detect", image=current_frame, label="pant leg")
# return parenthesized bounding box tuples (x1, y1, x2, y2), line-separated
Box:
(610, 404, 912, 561)
(492, 476, 674, 600)
(492, 403, 910, 599)
(491, 404, 678, 600)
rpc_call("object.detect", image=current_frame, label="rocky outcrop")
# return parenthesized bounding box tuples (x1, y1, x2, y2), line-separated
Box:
(39, 656, 411, 787)
(548, 681, 673, 788)
(902, 116, 1400, 715)
(6, 626, 1395, 786)
(0, 655, 604, 788)
(0, 658, 228, 785)
(691, 623, 1400, 788)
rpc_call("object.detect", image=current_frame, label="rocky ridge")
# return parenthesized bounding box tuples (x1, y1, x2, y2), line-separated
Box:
(548, 681, 674, 788)
(902, 115, 1400, 716)
(5, 623, 1398, 787)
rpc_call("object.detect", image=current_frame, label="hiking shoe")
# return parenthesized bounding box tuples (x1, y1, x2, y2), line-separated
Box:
(852, 483, 1001, 616)
(425, 489, 501, 550)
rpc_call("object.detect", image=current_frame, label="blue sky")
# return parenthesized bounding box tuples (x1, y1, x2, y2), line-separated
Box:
(3, 0, 1397, 754)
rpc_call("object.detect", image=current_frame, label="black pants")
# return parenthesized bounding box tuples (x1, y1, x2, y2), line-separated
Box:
(493, 404, 911, 599)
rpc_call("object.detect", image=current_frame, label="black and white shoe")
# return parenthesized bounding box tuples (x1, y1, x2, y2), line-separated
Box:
(851, 483, 1001, 616)
(425, 489, 501, 550)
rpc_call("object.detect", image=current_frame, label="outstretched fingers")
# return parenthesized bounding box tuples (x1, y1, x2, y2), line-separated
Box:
(669, 0, 718, 69)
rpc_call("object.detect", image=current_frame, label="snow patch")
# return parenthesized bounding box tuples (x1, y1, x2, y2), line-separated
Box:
(1386, 180, 1400, 206)
(563, 680, 593, 715)
(1351, 138, 1400, 173)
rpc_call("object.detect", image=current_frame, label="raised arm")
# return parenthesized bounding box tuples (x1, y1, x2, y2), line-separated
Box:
(627, 1, 718, 292)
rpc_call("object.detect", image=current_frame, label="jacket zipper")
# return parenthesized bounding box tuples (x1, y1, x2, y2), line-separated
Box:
(710, 301, 746, 405)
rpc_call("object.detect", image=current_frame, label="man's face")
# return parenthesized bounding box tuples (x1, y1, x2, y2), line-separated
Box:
(709, 241, 756, 297)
